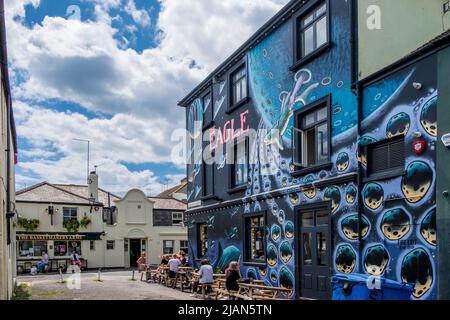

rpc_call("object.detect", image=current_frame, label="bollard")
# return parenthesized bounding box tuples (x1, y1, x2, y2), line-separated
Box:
(131, 270, 135, 281)
(97, 268, 101, 282)
(59, 268, 64, 283)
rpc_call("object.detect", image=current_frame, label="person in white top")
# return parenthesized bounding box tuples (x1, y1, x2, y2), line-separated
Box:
(191, 259, 214, 297)
(168, 254, 182, 279)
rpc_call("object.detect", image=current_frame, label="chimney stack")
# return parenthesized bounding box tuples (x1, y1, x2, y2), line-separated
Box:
(88, 171, 99, 202)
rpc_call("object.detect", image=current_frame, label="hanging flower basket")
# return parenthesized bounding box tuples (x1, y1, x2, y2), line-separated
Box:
(80, 216, 92, 229)
(17, 218, 40, 232)
(63, 219, 80, 233)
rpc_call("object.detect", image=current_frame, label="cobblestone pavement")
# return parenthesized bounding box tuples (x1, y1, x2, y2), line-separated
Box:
(17, 270, 200, 300)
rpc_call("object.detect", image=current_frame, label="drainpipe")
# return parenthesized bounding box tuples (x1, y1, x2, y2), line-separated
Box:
(356, 82, 363, 273)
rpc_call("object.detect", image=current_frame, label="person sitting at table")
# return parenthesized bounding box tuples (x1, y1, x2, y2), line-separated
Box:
(225, 261, 241, 292)
(136, 252, 147, 273)
(168, 254, 182, 282)
(70, 250, 82, 268)
(36, 251, 50, 273)
(191, 259, 214, 297)
(179, 251, 187, 266)
(160, 254, 169, 265)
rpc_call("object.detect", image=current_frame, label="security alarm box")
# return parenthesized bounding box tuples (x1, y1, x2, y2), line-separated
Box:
(442, 133, 450, 148)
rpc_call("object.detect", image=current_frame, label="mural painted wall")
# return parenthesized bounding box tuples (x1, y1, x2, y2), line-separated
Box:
(184, 0, 438, 300)
(185, 0, 359, 299)
(359, 55, 438, 300)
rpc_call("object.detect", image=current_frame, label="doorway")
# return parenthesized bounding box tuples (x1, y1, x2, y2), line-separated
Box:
(297, 204, 332, 300)
(129, 239, 141, 268)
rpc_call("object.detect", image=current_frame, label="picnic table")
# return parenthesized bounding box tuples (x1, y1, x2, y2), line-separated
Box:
(213, 281, 292, 300)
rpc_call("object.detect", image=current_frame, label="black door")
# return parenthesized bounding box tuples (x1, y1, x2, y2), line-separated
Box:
(298, 205, 331, 300)
(130, 239, 141, 268)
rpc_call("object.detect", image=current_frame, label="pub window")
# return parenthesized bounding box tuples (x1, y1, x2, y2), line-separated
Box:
(172, 212, 184, 226)
(230, 65, 247, 107)
(244, 214, 265, 262)
(163, 240, 174, 254)
(180, 240, 188, 254)
(18, 240, 48, 257)
(55, 241, 81, 256)
(367, 136, 405, 178)
(231, 138, 249, 188)
(203, 91, 213, 125)
(106, 240, 115, 250)
(90, 241, 95, 251)
(63, 207, 78, 222)
(296, 2, 329, 60)
(197, 223, 208, 257)
(203, 144, 215, 197)
(292, 96, 330, 169)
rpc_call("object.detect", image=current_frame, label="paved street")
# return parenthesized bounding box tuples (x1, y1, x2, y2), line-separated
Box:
(17, 270, 199, 300)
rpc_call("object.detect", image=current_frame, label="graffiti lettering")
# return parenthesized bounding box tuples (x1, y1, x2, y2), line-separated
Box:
(210, 110, 250, 150)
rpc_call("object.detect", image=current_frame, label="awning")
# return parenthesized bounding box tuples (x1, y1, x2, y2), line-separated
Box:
(16, 232, 104, 241)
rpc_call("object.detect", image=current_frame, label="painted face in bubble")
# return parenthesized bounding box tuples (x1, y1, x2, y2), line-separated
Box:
(335, 244, 356, 274)
(346, 185, 357, 204)
(258, 267, 267, 277)
(420, 96, 437, 137)
(289, 193, 299, 205)
(364, 245, 389, 276)
(324, 186, 341, 213)
(386, 112, 410, 138)
(336, 152, 350, 172)
(303, 175, 317, 199)
(380, 208, 411, 241)
(285, 222, 294, 239)
(279, 267, 294, 292)
(280, 242, 293, 263)
(357, 136, 377, 166)
(271, 225, 281, 242)
(267, 244, 278, 267)
(420, 208, 437, 246)
(342, 214, 369, 240)
(363, 183, 384, 210)
(401, 161, 433, 203)
(401, 248, 433, 298)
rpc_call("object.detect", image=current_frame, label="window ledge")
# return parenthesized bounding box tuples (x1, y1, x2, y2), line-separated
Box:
(290, 162, 332, 178)
(227, 185, 248, 195)
(289, 42, 332, 72)
(226, 97, 250, 115)
(243, 261, 267, 267)
(363, 169, 406, 183)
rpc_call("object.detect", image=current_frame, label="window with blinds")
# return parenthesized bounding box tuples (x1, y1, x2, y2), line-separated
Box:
(367, 136, 405, 177)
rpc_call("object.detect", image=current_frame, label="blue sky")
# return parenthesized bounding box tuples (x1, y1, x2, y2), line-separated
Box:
(6, 0, 284, 195)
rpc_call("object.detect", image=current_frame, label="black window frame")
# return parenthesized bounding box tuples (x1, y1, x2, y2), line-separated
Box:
(163, 240, 174, 254)
(228, 62, 250, 114)
(197, 223, 208, 258)
(106, 240, 115, 250)
(202, 136, 216, 200)
(364, 135, 406, 182)
(202, 89, 214, 129)
(228, 136, 250, 193)
(290, 0, 332, 71)
(291, 95, 332, 177)
(243, 211, 267, 266)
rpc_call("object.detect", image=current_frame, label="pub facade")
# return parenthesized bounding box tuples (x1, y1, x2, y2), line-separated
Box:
(179, 0, 450, 300)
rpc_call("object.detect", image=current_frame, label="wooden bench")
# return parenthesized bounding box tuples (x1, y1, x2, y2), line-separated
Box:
(238, 283, 292, 300)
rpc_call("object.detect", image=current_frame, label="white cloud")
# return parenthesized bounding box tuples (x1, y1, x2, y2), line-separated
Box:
(6, 0, 285, 194)
(124, 0, 151, 27)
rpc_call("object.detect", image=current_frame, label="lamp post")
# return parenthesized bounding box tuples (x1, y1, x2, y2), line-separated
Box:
(73, 138, 90, 181)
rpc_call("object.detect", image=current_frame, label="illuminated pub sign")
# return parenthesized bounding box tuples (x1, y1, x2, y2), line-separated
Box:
(17, 232, 103, 241)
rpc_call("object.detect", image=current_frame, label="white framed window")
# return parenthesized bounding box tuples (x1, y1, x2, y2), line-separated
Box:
(172, 212, 184, 226)
(63, 207, 78, 222)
